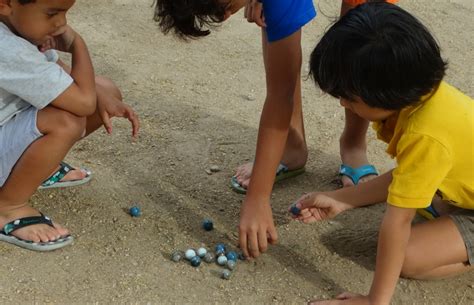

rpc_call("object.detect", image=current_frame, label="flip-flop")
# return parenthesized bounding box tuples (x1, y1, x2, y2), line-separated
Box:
(231, 163, 305, 194)
(0, 213, 73, 251)
(417, 204, 440, 220)
(38, 161, 92, 190)
(339, 164, 378, 185)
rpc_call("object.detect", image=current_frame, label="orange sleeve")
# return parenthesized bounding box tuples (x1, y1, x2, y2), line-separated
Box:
(343, 0, 398, 6)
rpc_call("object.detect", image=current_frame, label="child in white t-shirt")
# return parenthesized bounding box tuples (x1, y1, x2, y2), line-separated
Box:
(0, 0, 139, 251)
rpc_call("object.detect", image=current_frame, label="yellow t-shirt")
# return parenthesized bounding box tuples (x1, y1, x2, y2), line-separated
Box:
(373, 82, 474, 209)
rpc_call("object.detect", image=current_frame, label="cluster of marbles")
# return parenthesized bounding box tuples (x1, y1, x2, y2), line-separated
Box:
(171, 243, 243, 280)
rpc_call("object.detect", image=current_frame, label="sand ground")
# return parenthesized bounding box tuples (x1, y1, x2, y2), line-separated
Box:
(0, 0, 473, 304)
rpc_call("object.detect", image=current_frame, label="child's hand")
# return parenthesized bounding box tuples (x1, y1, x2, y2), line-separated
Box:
(239, 197, 278, 258)
(244, 0, 266, 27)
(290, 192, 352, 223)
(98, 94, 140, 139)
(39, 25, 76, 53)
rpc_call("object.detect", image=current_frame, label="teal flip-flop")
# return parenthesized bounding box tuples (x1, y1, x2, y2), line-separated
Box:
(38, 161, 92, 190)
(231, 163, 305, 194)
(339, 164, 378, 185)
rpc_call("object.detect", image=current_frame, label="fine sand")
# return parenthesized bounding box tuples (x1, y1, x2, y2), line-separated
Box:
(0, 0, 472, 304)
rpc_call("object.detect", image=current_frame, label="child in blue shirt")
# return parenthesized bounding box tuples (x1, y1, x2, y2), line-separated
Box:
(154, 0, 381, 258)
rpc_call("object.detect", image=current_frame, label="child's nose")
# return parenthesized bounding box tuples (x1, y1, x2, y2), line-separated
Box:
(55, 16, 67, 28)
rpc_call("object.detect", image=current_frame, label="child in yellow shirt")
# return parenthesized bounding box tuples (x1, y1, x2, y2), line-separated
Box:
(292, 2, 474, 305)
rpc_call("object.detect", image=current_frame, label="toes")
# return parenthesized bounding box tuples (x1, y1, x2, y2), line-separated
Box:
(15, 223, 68, 243)
(52, 223, 70, 236)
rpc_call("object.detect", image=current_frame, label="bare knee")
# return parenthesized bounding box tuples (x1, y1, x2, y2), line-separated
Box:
(96, 76, 122, 101)
(400, 248, 426, 279)
(40, 108, 86, 141)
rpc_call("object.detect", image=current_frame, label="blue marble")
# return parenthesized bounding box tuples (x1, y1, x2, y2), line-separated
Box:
(215, 243, 226, 255)
(202, 219, 214, 231)
(290, 203, 301, 216)
(226, 251, 238, 262)
(190, 256, 201, 267)
(129, 206, 141, 217)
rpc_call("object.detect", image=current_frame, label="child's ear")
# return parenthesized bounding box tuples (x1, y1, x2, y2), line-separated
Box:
(223, 10, 231, 21)
(0, 0, 12, 16)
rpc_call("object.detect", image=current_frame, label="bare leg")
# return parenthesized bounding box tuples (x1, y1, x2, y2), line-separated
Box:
(234, 30, 308, 189)
(401, 216, 472, 279)
(0, 107, 85, 242)
(45, 75, 123, 181)
(337, 2, 377, 188)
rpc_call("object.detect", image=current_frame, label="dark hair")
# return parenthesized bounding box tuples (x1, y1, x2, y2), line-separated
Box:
(309, 2, 447, 110)
(153, 0, 227, 39)
(18, 0, 35, 4)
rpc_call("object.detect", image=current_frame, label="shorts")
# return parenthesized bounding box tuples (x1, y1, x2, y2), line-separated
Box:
(343, 0, 398, 6)
(0, 107, 43, 186)
(450, 209, 474, 265)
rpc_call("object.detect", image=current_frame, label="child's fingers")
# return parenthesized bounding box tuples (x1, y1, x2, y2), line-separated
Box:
(267, 225, 278, 245)
(239, 229, 250, 258)
(253, 3, 266, 27)
(124, 107, 140, 138)
(247, 231, 260, 258)
(100, 111, 112, 134)
(336, 292, 360, 300)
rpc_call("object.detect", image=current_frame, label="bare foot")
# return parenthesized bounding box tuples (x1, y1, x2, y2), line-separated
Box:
(233, 155, 307, 191)
(340, 143, 376, 188)
(234, 162, 254, 190)
(0, 205, 69, 243)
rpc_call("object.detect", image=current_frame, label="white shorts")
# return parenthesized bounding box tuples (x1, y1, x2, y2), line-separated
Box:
(0, 107, 42, 186)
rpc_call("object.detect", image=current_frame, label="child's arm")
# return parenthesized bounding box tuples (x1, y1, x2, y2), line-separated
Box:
(42, 26, 96, 116)
(294, 170, 393, 223)
(239, 30, 302, 258)
(368, 205, 416, 305)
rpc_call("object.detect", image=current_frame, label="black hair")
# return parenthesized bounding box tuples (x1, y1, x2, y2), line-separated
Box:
(153, 0, 227, 39)
(309, 2, 447, 110)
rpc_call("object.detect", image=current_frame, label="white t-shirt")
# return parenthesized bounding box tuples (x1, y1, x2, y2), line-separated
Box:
(0, 22, 73, 126)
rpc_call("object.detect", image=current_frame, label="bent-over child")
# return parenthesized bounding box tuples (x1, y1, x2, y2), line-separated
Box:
(292, 2, 473, 304)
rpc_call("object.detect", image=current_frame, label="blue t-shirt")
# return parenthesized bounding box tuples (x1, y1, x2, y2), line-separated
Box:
(262, 0, 316, 42)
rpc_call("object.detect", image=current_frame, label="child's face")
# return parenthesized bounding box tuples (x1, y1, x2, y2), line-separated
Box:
(340, 97, 396, 121)
(0, 0, 75, 46)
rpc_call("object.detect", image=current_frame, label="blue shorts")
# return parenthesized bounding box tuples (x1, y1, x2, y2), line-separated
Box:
(262, 0, 316, 42)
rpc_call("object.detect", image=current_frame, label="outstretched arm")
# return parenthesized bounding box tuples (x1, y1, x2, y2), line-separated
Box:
(239, 29, 302, 258)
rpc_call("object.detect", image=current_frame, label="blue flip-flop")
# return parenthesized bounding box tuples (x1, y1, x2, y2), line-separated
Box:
(339, 164, 378, 185)
(231, 163, 305, 194)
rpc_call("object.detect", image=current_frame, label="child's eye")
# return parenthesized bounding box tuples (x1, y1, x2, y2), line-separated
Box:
(46, 12, 58, 18)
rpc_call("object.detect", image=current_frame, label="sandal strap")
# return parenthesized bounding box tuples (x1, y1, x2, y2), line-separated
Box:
(41, 162, 73, 188)
(2, 213, 54, 235)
